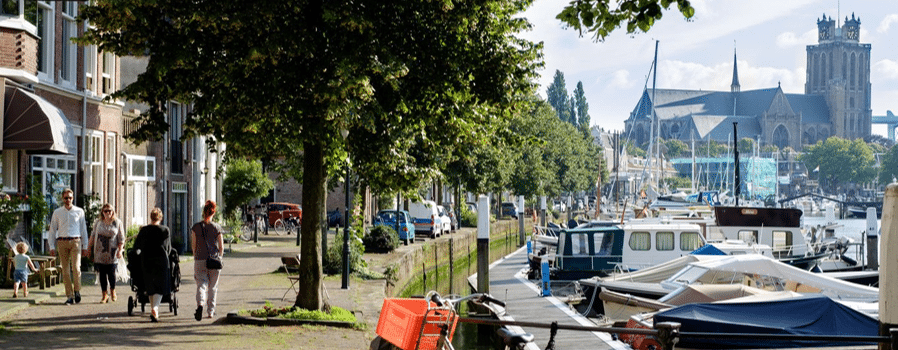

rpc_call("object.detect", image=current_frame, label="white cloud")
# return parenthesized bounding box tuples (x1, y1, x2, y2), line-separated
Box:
(608, 70, 634, 89)
(872, 59, 898, 81)
(877, 14, 898, 33)
(656, 60, 804, 93)
(776, 29, 817, 48)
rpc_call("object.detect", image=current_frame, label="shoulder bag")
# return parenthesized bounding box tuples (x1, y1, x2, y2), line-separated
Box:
(201, 223, 223, 270)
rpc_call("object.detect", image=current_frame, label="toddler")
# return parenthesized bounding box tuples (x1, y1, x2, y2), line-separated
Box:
(12, 242, 38, 298)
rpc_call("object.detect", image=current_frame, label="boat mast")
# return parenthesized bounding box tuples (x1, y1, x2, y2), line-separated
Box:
(651, 40, 659, 191)
(734, 122, 740, 206)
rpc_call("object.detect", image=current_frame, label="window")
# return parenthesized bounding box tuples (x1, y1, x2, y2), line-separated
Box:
(85, 45, 97, 93)
(772, 230, 793, 251)
(594, 233, 614, 256)
(629, 232, 650, 251)
(1, 0, 18, 16)
(170, 102, 183, 174)
(25, 1, 53, 78)
(680, 232, 703, 251)
(106, 134, 116, 205)
(83, 132, 103, 198)
(60, 1, 77, 85)
(655, 232, 674, 251)
(31, 154, 77, 223)
(2, 150, 18, 192)
(738, 230, 758, 244)
(102, 52, 115, 94)
(128, 156, 156, 181)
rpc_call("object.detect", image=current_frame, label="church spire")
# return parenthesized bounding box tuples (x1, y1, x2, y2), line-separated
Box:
(731, 47, 741, 93)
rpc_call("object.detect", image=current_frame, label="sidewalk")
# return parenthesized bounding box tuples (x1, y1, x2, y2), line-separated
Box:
(0, 231, 386, 349)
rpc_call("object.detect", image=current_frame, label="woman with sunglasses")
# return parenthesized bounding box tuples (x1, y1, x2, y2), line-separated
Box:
(88, 203, 126, 303)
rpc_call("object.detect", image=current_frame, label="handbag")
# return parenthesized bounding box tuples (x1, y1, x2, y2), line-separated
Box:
(201, 224, 223, 270)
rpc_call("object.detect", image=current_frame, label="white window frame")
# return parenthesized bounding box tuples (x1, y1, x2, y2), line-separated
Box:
(59, 1, 77, 87)
(102, 52, 115, 95)
(85, 44, 97, 94)
(2, 149, 18, 192)
(83, 130, 104, 197)
(35, 1, 54, 81)
(127, 155, 156, 182)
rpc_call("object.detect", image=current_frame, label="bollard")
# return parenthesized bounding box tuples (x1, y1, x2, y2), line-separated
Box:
(890, 328, 898, 350)
(655, 322, 681, 350)
(540, 196, 547, 227)
(518, 195, 526, 246)
(477, 195, 491, 294)
(541, 260, 551, 296)
(527, 240, 532, 265)
(879, 183, 898, 350)
(868, 207, 880, 271)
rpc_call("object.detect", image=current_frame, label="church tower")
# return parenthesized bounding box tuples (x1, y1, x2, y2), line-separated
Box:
(805, 13, 871, 140)
(731, 49, 740, 93)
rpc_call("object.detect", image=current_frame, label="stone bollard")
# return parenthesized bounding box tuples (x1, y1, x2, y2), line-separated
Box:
(868, 207, 880, 271)
(477, 195, 490, 294)
(879, 183, 898, 350)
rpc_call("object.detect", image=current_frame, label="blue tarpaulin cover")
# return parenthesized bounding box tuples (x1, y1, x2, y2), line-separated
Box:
(689, 244, 727, 255)
(653, 294, 878, 348)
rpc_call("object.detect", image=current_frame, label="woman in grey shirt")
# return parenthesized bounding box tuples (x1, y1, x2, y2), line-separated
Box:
(191, 200, 224, 321)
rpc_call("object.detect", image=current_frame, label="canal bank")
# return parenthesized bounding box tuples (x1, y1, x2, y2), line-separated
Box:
(383, 218, 534, 298)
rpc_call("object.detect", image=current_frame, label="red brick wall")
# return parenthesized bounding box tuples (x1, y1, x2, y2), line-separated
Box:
(0, 28, 37, 75)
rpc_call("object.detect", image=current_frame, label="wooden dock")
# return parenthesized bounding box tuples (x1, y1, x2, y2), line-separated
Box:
(469, 246, 630, 350)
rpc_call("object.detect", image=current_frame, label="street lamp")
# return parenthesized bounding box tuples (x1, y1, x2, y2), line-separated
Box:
(341, 129, 351, 290)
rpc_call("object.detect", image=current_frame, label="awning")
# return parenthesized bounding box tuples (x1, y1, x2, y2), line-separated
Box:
(3, 86, 76, 154)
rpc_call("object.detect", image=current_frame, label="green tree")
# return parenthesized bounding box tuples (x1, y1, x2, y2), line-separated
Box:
(557, 0, 695, 42)
(573, 81, 590, 130)
(800, 137, 876, 191)
(625, 140, 646, 158)
(699, 140, 727, 158)
(737, 137, 754, 154)
(663, 139, 687, 158)
(878, 145, 898, 185)
(79, 0, 539, 311)
(222, 159, 275, 216)
(546, 70, 572, 124)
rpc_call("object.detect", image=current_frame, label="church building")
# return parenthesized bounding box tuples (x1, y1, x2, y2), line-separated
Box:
(624, 13, 871, 150)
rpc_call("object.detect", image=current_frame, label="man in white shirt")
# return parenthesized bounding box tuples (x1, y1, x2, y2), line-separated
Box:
(48, 188, 89, 305)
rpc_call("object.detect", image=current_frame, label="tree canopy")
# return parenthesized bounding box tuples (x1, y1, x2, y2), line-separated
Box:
(79, 0, 540, 311)
(221, 159, 275, 216)
(800, 137, 876, 191)
(546, 70, 572, 124)
(557, 0, 695, 41)
(879, 145, 898, 185)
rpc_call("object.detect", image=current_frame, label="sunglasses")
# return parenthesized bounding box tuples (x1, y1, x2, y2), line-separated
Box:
(103, 210, 112, 213)
(63, 197, 73, 200)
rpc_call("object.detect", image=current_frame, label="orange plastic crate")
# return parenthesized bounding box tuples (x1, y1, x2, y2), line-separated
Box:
(376, 298, 458, 350)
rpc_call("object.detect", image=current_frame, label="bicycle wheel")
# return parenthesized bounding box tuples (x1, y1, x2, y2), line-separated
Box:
(240, 224, 254, 241)
(273, 219, 285, 235)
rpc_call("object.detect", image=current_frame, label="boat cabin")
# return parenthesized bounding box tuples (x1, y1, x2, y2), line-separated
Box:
(707, 206, 824, 268)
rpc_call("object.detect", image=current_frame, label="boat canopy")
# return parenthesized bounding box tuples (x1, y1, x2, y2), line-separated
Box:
(654, 294, 879, 349)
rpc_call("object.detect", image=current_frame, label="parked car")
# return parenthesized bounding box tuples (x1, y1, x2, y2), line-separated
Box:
(551, 200, 566, 212)
(465, 202, 477, 214)
(409, 200, 443, 238)
(442, 203, 458, 230)
(501, 202, 518, 219)
(267, 202, 302, 227)
(436, 205, 452, 234)
(374, 210, 415, 244)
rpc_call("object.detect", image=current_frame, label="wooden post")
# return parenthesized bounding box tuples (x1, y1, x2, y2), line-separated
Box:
(477, 195, 490, 294)
(449, 238, 454, 295)
(879, 183, 898, 350)
(518, 195, 526, 246)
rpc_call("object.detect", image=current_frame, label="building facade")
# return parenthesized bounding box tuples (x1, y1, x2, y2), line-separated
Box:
(624, 13, 872, 151)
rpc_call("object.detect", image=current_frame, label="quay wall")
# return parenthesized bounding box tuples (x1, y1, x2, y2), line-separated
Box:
(387, 219, 532, 297)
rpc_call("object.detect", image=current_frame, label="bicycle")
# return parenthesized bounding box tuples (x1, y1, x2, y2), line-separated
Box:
(273, 213, 300, 235)
(239, 216, 265, 241)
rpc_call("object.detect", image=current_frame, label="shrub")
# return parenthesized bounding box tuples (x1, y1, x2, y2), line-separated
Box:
(459, 205, 477, 227)
(363, 225, 399, 253)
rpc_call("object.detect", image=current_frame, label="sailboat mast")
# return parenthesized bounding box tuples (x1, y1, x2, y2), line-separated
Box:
(651, 40, 659, 190)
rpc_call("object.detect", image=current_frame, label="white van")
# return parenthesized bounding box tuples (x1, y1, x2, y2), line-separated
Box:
(409, 200, 443, 238)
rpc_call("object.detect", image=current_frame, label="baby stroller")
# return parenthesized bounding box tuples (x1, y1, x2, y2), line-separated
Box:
(126, 248, 181, 316)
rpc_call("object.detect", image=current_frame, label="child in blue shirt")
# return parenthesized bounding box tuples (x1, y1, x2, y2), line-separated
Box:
(13, 242, 38, 298)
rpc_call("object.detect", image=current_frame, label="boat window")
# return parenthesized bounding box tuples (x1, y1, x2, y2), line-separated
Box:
(737, 230, 758, 244)
(680, 232, 702, 251)
(629, 232, 650, 251)
(595, 233, 614, 255)
(772, 230, 793, 251)
(656, 232, 674, 251)
(570, 234, 589, 256)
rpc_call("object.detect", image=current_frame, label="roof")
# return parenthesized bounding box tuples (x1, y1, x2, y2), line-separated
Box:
(785, 93, 830, 124)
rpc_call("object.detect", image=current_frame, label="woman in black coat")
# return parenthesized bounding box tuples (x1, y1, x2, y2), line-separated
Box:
(134, 207, 172, 322)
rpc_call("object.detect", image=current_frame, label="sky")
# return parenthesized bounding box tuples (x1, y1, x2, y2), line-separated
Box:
(517, 0, 898, 138)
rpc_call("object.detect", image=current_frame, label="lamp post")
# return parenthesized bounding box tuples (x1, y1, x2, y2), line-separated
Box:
(341, 129, 351, 290)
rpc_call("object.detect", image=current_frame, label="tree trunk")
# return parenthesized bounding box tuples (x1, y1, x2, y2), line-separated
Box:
(296, 140, 325, 310)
